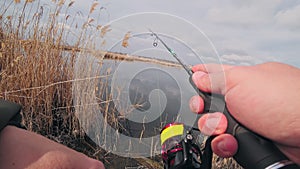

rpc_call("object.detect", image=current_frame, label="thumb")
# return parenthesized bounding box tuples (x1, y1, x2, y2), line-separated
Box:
(191, 71, 227, 95)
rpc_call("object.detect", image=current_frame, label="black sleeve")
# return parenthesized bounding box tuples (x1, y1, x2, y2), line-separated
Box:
(0, 99, 24, 131)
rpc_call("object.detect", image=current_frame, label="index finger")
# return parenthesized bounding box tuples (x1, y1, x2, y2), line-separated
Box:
(192, 64, 235, 73)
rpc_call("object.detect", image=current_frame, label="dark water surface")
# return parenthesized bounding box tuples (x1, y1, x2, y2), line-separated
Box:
(73, 55, 204, 160)
(73, 31, 213, 164)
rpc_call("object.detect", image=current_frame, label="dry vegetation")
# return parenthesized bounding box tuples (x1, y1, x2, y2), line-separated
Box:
(0, 0, 242, 168)
(0, 0, 116, 167)
(0, 0, 76, 136)
(0, 0, 162, 168)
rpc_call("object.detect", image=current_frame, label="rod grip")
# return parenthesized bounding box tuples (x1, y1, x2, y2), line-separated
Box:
(189, 76, 298, 168)
(205, 94, 299, 169)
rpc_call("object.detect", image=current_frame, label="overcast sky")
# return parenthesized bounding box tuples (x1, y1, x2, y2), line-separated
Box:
(67, 0, 300, 67)
(3, 0, 300, 67)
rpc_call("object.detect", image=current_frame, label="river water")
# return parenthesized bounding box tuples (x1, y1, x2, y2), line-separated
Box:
(73, 53, 205, 158)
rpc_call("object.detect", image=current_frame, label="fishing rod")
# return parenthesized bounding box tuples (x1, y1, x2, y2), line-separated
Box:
(149, 29, 299, 169)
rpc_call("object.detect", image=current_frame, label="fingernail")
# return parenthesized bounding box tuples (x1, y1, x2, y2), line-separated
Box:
(189, 96, 200, 113)
(199, 112, 227, 135)
(212, 134, 238, 158)
(192, 71, 206, 86)
(217, 139, 237, 156)
(217, 141, 227, 152)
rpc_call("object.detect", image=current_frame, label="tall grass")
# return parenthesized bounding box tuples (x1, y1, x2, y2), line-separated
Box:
(0, 0, 156, 168)
(1, 0, 74, 134)
(0, 0, 108, 161)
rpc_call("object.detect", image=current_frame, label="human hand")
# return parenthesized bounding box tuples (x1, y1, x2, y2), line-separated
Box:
(189, 62, 300, 165)
(0, 126, 105, 169)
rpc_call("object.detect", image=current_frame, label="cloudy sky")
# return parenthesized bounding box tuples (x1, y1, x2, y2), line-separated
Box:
(2, 0, 300, 66)
(68, 0, 300, 67)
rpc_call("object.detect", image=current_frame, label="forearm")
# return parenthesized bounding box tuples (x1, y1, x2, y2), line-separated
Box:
(0, 126, 104, 169)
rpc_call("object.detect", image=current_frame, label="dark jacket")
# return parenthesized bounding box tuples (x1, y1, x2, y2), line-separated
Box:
(0, 99, 22, 131)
